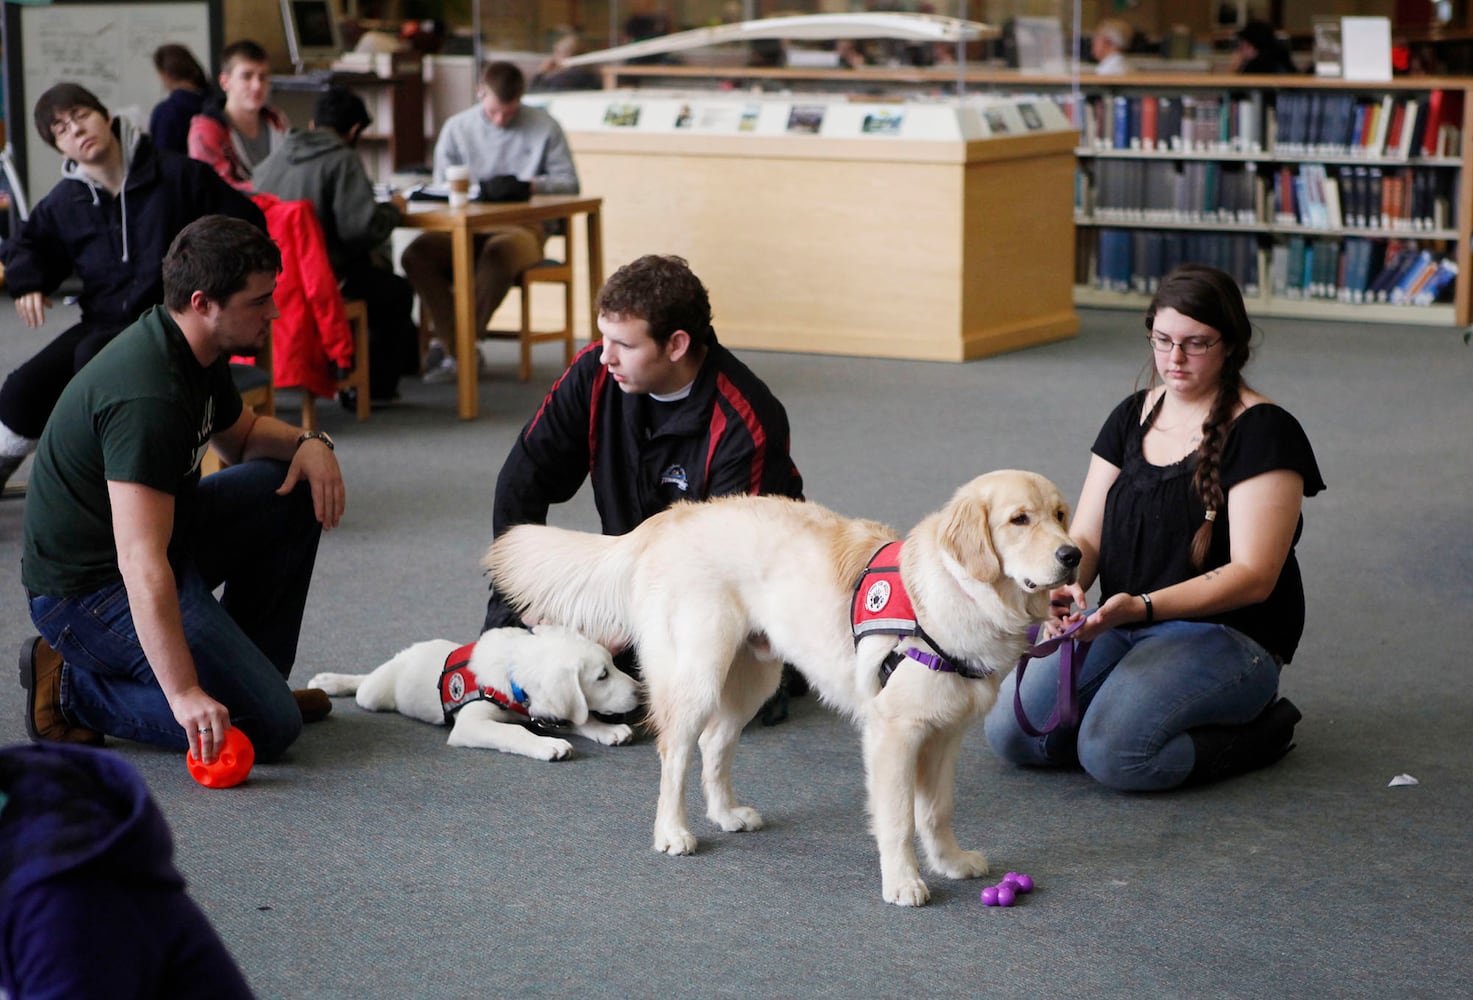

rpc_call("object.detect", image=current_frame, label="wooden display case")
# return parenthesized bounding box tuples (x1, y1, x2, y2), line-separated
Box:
(533, 91, 1079, 362)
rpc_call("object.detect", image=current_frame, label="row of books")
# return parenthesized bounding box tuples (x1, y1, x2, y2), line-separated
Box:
(1272, 90, 1463, 159)
(1082, 230, 1456, 307)
(1082, 94, 1264, 154)
(1085, 230, 1260, 296)
(1271, 165, 1457, 232)
(1269, 237, 1457, 305)
(1081, 160, 1458, 233)
(1083, 159, 1257, 223)
(1078, 89, 1464, 161)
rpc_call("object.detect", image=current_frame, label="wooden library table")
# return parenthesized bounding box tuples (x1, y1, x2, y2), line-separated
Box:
(399, 195, 605, 419)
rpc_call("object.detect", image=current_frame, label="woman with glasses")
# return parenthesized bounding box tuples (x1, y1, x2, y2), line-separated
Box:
(984, 264, 1325, 790)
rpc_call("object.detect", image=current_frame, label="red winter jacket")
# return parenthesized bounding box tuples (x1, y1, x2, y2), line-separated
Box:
(250, 193, 354, 398)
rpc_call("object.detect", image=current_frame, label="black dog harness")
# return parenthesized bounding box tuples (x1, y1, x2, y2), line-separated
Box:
(850, 541, 996, 688)
(438, 642, 530, 723)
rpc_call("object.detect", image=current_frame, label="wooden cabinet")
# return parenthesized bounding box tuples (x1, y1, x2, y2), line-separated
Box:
(538, 91, 1079, 361)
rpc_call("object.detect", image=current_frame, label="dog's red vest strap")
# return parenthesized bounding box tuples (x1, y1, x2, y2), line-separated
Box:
(851, 541, 921, 641)
(439, 642, 530, 721)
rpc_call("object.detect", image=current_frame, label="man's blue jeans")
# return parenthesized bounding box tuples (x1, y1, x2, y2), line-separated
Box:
(28, 460, 321, 761)
(984, 620, 1281, 791)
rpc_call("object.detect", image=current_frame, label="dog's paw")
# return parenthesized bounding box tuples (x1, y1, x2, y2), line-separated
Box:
(653, 825, 698, 856)
(307, 672, 354, 696)
(709, 804, 764, 833)
(931, 849, 990, 880)
(580, 721, 634, 745)
(882, 875, 932, 907)
(534, 738, 574, 761)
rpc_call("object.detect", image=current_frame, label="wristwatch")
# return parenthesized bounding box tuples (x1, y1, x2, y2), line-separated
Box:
(296, 430, 335, 451)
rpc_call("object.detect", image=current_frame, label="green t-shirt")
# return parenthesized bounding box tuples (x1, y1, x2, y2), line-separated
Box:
(22, 305, 244, 597)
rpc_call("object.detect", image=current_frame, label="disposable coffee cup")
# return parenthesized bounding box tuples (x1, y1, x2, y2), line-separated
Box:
(446, 165, 470, 208)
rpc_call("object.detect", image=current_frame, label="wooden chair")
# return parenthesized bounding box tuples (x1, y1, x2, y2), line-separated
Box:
(300, 298, 370, 432)
(520, 259, 579, 379)
(416, 253, 578, 383)
(493, 258, 577, 382)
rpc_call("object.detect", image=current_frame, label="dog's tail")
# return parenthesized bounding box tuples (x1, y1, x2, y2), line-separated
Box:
(482, 525, 633, 646)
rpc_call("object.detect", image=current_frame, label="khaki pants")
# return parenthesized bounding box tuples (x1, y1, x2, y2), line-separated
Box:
(400, 226, 544, 348)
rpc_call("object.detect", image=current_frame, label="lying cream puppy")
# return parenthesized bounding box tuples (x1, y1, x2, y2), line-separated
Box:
(309, 625, 639, 760)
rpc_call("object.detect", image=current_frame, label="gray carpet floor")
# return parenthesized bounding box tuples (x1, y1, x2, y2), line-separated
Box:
(1, 302, 1469, 999)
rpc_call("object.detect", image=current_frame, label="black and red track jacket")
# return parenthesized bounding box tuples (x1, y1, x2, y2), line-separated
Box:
(483, 335, 803, 630)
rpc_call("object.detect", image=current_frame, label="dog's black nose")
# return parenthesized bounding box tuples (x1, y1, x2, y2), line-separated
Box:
(1056, 545, 1082, 568)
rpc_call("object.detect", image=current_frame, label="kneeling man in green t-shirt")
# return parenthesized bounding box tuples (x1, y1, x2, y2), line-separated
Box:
(20, 215, 346, 764)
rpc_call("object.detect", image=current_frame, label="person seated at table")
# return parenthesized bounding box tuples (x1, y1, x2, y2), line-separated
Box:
(253, 86, 419, 404)
(149, 43, 210, 155)
(0, 83, 263, 493)
(188, 39, 289, 191)
(400, 60, 579, 382)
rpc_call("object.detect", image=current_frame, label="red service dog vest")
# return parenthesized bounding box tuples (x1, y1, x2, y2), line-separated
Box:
(438, 642, 529, 722)
(851, 541, 922, 640)
(850, 541, 995, 685)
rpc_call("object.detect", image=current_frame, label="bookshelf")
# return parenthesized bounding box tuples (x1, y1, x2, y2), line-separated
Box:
(1070, 76, 1471, 325)
(597, 66, 1473, 327)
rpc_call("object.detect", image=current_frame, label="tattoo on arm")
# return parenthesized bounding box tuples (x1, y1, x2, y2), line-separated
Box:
(1202, 569, 1222, 582)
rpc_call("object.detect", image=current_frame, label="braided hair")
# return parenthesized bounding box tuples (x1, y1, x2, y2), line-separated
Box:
(1143, 264, 1254, 569)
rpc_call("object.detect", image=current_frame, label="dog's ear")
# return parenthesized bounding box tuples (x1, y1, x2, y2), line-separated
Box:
(532, 660, 590, 725)
(939, 493, 1001, 583)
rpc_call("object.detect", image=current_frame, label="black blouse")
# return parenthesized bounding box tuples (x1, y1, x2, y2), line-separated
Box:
(1091, 390, 1326, 663)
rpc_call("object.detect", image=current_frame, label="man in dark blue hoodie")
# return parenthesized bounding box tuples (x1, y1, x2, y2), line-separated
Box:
(0, 82, 264, 490)
(0, 742, 255, 997)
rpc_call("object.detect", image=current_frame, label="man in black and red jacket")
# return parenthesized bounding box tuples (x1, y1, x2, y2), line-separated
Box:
(483, 254, 804, 637)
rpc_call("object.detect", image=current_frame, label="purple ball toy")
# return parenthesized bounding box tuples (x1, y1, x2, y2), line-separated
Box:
(1003, 872, 1035, 894)
(982, 872, 1037, 906)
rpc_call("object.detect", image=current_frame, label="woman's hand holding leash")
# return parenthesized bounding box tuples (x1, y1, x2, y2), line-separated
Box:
(1071, 592, 1151, 641)
(1042, 583, 1087, 638)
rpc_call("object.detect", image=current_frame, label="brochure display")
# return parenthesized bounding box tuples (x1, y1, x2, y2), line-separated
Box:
(535, 91, 1078, 361)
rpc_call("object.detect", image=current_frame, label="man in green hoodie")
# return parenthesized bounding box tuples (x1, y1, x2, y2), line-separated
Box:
(253, 86, 418, 402)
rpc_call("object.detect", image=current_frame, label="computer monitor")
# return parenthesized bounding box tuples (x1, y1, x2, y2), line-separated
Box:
(280, 0, 343, 71)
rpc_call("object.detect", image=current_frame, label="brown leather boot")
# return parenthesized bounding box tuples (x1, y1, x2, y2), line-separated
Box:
(292, 687, 333, 724)
(19, 636, 104, 746)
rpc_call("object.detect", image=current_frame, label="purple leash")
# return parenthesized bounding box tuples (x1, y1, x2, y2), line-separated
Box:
(1012, 617, 1088, 738)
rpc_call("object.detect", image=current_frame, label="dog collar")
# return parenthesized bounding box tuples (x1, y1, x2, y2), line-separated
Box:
(853, 542, 995, 688)
(439, 642, 531, 721)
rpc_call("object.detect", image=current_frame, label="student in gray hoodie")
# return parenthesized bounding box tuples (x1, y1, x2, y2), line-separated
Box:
(0, 83, 263, 491)
(401, 60, 579, 381)
(253, 86, 419, 402)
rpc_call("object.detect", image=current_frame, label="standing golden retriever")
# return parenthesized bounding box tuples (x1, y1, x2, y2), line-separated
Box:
(483, 471, 1079, 905)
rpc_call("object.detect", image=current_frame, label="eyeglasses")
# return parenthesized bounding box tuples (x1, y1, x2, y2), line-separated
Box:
(49, 107, 96, 139)
(1147, 332, 1221, 356)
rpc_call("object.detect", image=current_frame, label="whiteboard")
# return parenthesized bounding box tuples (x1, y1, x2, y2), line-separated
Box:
(3, 0, 221, 208)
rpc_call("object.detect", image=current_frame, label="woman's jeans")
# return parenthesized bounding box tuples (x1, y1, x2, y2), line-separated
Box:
(29, 460, 321, 762)
(984, 620, 1280, 791)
